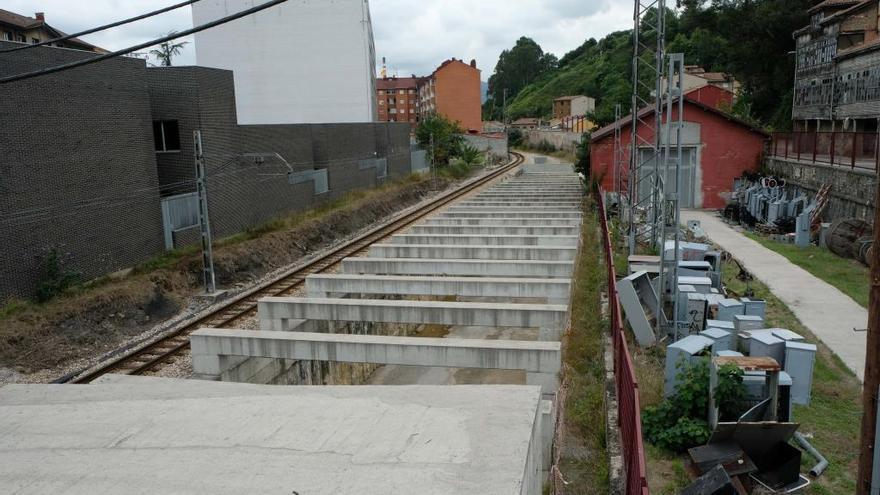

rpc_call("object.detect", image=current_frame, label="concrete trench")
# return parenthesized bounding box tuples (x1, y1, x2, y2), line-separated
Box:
(188, 158, 586, 487)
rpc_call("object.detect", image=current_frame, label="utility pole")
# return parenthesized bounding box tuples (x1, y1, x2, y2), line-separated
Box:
(194, 130, 216, 294)
(503, 88, 508, 124)
(858, 168, 880, 493)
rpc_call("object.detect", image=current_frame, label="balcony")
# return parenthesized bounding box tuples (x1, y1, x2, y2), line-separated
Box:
(770, 131, 879, 173)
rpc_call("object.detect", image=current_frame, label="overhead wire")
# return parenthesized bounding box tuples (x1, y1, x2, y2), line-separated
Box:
(0, 0, 290, 84)
(0, 0, 201, 53)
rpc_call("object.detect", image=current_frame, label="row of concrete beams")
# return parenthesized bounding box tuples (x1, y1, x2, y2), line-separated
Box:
(341, 258, 575, 278)
(409, 225, 579, 235)
(368, 244, 577, 261)
(190, 329, 562, 394)
(422, 217, 581, 226)
(389, 234, 579, 246)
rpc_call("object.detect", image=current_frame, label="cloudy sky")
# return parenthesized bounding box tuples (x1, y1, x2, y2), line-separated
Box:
(4, 0, 630, 78)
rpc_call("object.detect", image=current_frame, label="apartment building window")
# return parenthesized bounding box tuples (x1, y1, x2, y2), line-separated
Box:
(409, 89, 415, 94)
(399, 89, 405, 94)
(379, 99, 385, 105)
(152, 120, 181, 152)
(389, 108, 397, 114)
(410, 108, 415, 113)
(3, 32, 11, 41)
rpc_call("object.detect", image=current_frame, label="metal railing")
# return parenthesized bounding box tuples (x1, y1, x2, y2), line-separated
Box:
(595, 188, 650, 495)
(770, 131, 880, 172)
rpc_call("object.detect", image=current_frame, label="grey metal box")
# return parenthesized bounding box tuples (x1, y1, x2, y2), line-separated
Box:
(741, 298, 767, 319)
(665, 335, 714, 397)
(706, 320, 735, 331)
(770, 328, 804, 342)
(785, 341, 817, 405)
(749, 332, 785, 366)
(716, 299, 744, 322)
(679, 276, 713, 294)
(700, 327, 733, 353)
(733, 314, 764, 332)
(736, 329, 774, 354)
(716, 350, 743, 357)
(685, 293, 708, 332)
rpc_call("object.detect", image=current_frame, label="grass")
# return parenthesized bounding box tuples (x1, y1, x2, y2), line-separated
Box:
(616, 231, 860, 493)
(744, 232, 869, 308)
(554, 196, 610, 493)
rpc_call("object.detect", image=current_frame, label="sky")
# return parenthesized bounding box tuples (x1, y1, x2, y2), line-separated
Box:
(4, 0, 631, 78)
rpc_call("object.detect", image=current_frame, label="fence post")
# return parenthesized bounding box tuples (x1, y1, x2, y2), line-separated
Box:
(813, 131, 818, 163)
(831, 132, 836, 167)
(796, 132, 802, 161)
(785, 133, 789, 159)
(853, 133, 858, 169)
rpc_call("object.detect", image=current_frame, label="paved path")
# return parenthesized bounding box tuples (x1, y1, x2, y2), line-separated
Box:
(682, 210, 868, 380)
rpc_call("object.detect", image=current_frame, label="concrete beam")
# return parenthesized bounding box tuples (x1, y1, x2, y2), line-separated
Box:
(341, 258, 575, 278)
(368, 244, 578, 261)
(444, 206, 581, 212)
(408, 225, 580, 235)
(390, 234, 579, 246)
(257, 297, 568, 336)
(421, 217, 582, 226)
(457, 202, 583, 208)
(438, 211, 583, 219)
(190, 329, 561, 393)
(305, 274, 571, 302)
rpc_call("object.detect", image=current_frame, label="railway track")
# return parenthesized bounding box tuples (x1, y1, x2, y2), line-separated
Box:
(59, 152, 525, 384)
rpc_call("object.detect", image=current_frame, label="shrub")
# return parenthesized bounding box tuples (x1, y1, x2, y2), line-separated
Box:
(34, 247, 80, 303)
(415, 113, 464, 166)
(507, 128, 524, 147)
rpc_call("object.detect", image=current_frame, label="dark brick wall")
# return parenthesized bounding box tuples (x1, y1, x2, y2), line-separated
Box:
(0, 45, 413, 301)
(0, 42, 165, 300)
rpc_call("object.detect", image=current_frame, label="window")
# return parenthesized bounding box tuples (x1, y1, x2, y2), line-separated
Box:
(3, 32, 11, 41)
(379, 99, 385, 105)
(31, 37, 39, 44)
(399, 89, 405, 94)
(389, 108, 397, 114)
(408, 89, 415, 94)
(410, 108, 415, 113)
(152, 120, 181, 152)
(16, 34, 25, 43)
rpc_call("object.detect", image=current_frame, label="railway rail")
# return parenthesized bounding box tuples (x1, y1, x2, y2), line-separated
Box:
(58, 152, 526, 384)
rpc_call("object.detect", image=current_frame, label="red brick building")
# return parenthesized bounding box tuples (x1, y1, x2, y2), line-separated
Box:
(376, 76, 421, 128)
(419, 58, 482, 133)
(590, 86, 768, 209)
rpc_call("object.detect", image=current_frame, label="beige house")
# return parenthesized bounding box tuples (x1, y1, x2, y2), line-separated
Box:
(663, 66, 741, 96)
(552, 95, 596, 119)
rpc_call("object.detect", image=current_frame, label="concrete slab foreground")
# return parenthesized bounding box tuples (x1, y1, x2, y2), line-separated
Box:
(368, 244, 578, 261)
(0, 380, 543, 494)
(408, 225, 580, 235)
(682, 210, 868, 379)
(390, 234, 580, 246)
(421, 217, 582, 226)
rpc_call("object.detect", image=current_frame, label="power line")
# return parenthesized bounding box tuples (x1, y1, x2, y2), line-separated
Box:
(0, 0, 290, 84)
(0, 0, 201, 54)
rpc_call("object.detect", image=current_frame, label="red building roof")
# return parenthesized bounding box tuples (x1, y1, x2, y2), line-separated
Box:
(376, 77, 420, 90)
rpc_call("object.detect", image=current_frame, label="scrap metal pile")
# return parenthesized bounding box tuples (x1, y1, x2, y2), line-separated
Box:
(618, 236, 823, 493)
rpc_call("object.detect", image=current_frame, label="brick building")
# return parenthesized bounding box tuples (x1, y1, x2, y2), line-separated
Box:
(0, 42, 412, 301)
(376, 76, 420, 128)
(0, 9, 105, 52)
(418, 58, 482, 133)
(590, 86, 768, 209)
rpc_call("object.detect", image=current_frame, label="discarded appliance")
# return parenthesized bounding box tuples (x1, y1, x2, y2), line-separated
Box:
(716, 299, 744, 322)
(749, 332, 786, 368)
(684, 293, 708, 333)
(784, 341, 817, 405)
(733, 314, 763, 332)
(627, 254, 660, 275)
(740, 297, 766, 319)
(679, 276, 712, 295)
(680, 464, 737, 495)
(664, 335, 714, 397)
(687, 441, 757, 480)
(709, 356, 783, 429)
(700, 327, 733, 353)
(618, 270, 664, 346)
(769, 328, 804, 343)
(665, 240, 710, 262)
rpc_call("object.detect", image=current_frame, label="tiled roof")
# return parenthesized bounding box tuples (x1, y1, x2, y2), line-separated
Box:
(0, 8, 104, 52)
(809, 0, 860, 13)
(376, 77, 419, 90)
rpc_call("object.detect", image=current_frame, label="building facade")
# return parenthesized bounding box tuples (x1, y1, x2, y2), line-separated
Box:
(376, 76, 420, 128)
(0, 8, 104, 52)
(0, 41, 411, 301)
(418, 58, 482, 132)
(590, 89, 768, 209)
(192, 0, 377, 125)
(552, 96, 596, 119)
(792, 0, 880, 131)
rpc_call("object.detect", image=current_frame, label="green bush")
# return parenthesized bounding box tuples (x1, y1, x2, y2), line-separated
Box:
(507, 128, 524, 147)
(34, 247, 80, 303)
(415, 113, 464, 166)
(642, 359, 746, 452)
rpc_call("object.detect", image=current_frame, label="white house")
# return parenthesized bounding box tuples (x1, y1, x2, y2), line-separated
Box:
(192, 0, 378, 125)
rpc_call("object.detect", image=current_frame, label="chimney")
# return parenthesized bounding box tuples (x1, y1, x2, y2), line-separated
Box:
(470, 59, 477, 68)
(35, 12, 45, 22)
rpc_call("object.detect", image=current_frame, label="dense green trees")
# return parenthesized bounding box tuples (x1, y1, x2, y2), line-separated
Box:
(483, 37, 559, 121)
(496, 0, 812, 130)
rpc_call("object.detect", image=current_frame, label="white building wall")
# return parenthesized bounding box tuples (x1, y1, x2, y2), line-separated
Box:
(570, 96, 595, 116)
(192, 0, 377, 125)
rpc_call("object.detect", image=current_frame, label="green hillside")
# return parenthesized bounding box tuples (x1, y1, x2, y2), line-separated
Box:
(493, 0, 813, 130)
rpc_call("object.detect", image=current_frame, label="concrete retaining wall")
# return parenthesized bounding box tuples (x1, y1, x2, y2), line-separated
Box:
(523, 130, 583, 153)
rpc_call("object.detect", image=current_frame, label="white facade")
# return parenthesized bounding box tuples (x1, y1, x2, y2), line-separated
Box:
(192, 0, 377, 125)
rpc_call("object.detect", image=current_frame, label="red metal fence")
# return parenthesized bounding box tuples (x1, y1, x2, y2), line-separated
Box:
(770, 131, 879, 172)
(595, 189, 650, 495)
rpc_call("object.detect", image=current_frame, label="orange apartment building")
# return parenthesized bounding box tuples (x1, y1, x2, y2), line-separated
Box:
(376, 76, 420, 128)
(418, 58, 482, 133)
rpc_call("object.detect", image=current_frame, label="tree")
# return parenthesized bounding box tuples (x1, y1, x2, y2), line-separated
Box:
(484, 37, 559, 120)
(149, 32, 189, 67)
(415, 113, 464, 166)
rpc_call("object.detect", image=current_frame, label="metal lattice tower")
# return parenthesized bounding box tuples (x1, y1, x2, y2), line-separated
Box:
(657, 53, 685, 338)
(627, 0, 666, 255)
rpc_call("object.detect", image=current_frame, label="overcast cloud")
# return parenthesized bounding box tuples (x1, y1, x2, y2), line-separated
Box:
(4, 0, 630, 78)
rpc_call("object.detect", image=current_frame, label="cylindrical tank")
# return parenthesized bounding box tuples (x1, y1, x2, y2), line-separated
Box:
(828, 218, 872, 260)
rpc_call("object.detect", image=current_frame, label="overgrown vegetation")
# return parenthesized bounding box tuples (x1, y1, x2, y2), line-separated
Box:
(486, 0, 810, 129)
(34, 247, 81, 303)
(415, 113, 465, 166)
(745, 233, 870, 308)
(555, 196, 610, 492)
(643, 360, 746, 452)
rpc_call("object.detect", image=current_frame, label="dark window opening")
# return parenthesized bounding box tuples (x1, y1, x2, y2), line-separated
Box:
(31, 38, 39, 44)
(3, 32, 12, 41)
(153, 120, 181, 152)
(16, 34, 25, 43)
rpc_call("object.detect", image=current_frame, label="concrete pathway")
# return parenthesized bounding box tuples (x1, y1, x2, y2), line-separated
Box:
(682, 210, 868, 380)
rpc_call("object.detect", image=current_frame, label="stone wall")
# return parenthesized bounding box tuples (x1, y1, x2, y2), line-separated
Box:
(765, 156, 875, 221)
(523, 130, 583, 153)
